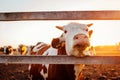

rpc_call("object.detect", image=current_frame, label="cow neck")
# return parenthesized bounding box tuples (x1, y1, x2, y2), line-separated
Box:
(57, 42, 84, 80)
(57, 44, 66, 55)
(50, 46, 76, 80)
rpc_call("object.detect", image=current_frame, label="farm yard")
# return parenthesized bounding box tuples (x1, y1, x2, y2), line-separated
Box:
(0, 64, 120, 80)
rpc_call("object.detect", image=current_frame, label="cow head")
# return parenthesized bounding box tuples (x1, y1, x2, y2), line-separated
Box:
(52, 22, 93, 57)
(51, 33, 65, 49)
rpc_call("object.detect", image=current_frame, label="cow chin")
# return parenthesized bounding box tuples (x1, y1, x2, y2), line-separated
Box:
(71, 44, 89, 57)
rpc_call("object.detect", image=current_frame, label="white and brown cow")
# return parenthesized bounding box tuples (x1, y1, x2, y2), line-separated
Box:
(1, 46, 14, 55)
(29, 22, 94, 80)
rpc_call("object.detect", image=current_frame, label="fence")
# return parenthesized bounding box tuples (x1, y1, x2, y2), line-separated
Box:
(0, 10, 120, 64)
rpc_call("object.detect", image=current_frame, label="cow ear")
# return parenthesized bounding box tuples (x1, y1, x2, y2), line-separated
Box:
(51, 38, 60, 49)
(89, 30, 93, 38)
(87, 23, 93, 27)
(56, 26, 63, 31)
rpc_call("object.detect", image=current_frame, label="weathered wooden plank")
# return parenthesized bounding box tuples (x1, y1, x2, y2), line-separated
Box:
(0, 55, 120, 64)
(0, 11, 120, 21)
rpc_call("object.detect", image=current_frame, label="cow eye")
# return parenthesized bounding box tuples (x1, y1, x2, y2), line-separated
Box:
(64, 30, 67, 33)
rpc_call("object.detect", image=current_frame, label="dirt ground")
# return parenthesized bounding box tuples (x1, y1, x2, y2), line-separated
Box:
(0, 64, 120, 80)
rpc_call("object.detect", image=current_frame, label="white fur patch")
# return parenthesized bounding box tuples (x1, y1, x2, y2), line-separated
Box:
(40, 64, 48, 80)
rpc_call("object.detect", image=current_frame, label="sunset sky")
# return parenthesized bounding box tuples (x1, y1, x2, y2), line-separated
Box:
(0, 0, 120, 48)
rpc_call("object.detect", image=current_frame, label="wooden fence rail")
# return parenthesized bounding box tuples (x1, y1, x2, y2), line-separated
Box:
(0, 10, 120, 64)
(0, 55, 120, 64)
(0, 10, 120, 21)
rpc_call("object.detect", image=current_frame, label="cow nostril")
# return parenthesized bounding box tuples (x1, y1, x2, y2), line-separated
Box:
(74, 35, 88, 40)
(74, 36, 79, 40)
(84, 36, 88, 38)
(74, 34, 88, 40)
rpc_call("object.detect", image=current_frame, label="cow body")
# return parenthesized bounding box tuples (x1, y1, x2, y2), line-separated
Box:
(30, 42, 84, 80)
(29, 22, 94, 80)
(0, 46, 14, 55)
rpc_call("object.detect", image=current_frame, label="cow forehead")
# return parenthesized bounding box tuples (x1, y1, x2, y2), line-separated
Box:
(64, 23, 87, 31)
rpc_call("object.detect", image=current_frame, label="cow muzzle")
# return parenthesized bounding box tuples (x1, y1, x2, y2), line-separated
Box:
(73, 34, 90, 46)
(72, 34, 90, 57)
